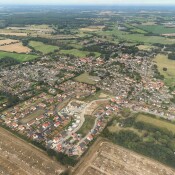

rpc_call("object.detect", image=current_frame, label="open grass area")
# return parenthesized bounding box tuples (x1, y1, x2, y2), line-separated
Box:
(74, 72, 98, 85)
(59, 49, 100, 58)
(0, 51, 39, 62)
(154, 54, 175, 86)
(138, 25, 175, 35)
(29, 41, 58, 54)
(97, 28, 175, 44)
(77, 115, 95, 137)
(108, 120, 142, 136)
(136, 113, 175, 134)
(20, 109, 45, 124)
(137, 45, 155, 51)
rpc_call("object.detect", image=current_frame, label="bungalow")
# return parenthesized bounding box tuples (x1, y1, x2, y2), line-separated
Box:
(79, 142, 87, 151)
(27, 120, 35, 127)
(87, 134, 93, 141)
(54, 121, 60, 127)
(36, 115, 44, 121)
(42, 122, 50, 129)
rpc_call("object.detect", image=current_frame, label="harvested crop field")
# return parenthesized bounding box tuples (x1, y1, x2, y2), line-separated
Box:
(73, 139, 175, 175)
(80, 26, 105, 32)
(0, 32, 27, 36)
(0, 127, 65, 175)
(0, 39, 18, 45)
(0, 42, 31, 53)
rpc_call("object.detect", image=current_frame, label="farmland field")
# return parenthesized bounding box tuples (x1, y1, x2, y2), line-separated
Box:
(0, 51, 39, 62)
(97, 28, 175, 44)
(0, 127, 65, 175)
(80, 25, 105, 32)
(138, 25, 175, 35)
(154, 54, 175, 86)
(0, 42, 31, 53)
(136, 113, 175, 134)
(29, 41, 59, 54)
(74, 140, 175, 175)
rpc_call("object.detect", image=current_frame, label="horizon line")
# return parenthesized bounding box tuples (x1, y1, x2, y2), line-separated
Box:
(1, 3, 175, 6)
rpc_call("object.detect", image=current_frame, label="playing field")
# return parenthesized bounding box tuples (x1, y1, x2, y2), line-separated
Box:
(0, 51, 39, 62)
(29, 41, 58, 54)
(154, 54, 175, 86)
(136, 113, 175, 134)
(74, 72, 98, 85)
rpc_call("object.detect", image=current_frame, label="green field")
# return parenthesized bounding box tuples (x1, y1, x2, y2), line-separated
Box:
(20, 109, 45, 124)
(97, 28, 175, 44)
(74, 72, 97, 85)
(59, 49, 100, 58)
(29, 41, 59, 54)
(154, 54, 175, 86)
(0, 51, 39, 62)
(77, 115, 95, 137)
(137, 45, 155, 51)
(138, 25, 175, 35)
(136, 113, 175, 134)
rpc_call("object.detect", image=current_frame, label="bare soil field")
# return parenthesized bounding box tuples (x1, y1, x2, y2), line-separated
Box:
(0, 127, 65, 175)
(0, 42, 31, 53)
(80, 26, 105, 32)
(73, 139, 175, 175)
(0, 39, 18, 45)
(0, 32, 27, 36)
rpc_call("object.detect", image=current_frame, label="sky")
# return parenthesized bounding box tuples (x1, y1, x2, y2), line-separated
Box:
(1, 0, 175, 5)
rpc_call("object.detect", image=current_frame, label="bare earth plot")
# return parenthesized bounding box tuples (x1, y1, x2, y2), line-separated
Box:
(0, 39, 31, 53)
(0, 43, 31, 53)
(0, 127, 65, 175)
(73, 139, 175, 175)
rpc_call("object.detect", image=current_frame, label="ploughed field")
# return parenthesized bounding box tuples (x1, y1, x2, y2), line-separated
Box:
(0, 127, 65, 175)
(73, 140, 175, 175)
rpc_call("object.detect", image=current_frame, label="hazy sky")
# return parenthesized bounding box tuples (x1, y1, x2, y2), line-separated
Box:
(1, 0, 175, 5)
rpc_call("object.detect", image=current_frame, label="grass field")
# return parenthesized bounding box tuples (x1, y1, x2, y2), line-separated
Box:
(136, 113, 175, 134)
(60, 49, 100, 58)
(0, 51, 38, 62)
(97, 28, 175, 44)
(20, 109, 45, 124)
(29, 41, 58, 54)
(74, 72, 98, 85)
(137, 45, 155, 51)
(154, 54, 175, 86)
(138, 25, 175, 35)
(77, 115, 95, 137)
